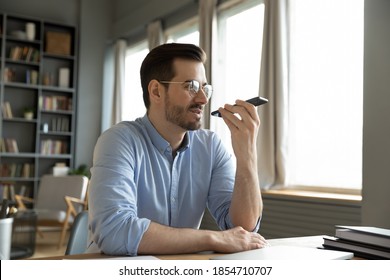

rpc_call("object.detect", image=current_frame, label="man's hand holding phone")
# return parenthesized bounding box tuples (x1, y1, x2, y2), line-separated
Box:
(213, 96, 267, 161)
(211, 96, 268, 117)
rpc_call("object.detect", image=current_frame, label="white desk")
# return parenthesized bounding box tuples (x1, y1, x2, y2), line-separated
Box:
(35, 235, 328, 260)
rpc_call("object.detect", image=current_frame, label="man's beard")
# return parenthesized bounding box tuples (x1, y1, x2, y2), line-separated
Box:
(164, 94, 202, 131)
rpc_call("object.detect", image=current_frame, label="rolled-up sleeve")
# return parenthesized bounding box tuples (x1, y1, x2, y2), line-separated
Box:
(88, 125, 150, 256)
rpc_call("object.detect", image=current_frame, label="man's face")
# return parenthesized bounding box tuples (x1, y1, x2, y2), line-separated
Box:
(163, 59, 208, 131)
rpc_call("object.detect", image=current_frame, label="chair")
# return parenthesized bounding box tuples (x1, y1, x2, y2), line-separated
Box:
(65, 210, 88, 255)
(10, 210, 37, 259)
(15, 175, 88, 248)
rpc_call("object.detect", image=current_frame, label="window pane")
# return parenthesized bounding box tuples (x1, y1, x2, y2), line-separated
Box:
(166, 30, 199, 44)
(165, 19, 199, 44)
(288, 0, 364, 189)
(167, 30, 199, 44)
(123, 41, 148, 121)
(211, 3, 264, 155)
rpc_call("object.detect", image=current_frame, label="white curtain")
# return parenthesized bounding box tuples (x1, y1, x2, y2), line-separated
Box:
(111, 39, 127, 127)
(147, 20, 164, 50)
(257, 0, 289, 189)
(101, 39, 127, 132)
(101, 44, 114, 132)
(199, 0, 218, 129)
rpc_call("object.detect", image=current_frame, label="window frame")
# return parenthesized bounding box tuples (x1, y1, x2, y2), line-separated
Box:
(164, 16, 199, 44)
(210, 0, 265, 158)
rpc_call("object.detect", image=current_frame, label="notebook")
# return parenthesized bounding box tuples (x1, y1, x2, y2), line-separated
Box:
(211, 245, 354, 260)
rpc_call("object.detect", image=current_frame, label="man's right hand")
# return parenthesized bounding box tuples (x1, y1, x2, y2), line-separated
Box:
(210, 226, 269, 253)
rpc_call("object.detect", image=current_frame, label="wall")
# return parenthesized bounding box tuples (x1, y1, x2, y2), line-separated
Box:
(76, 0, 111, 168)
(0, 0, 79, 25)
(362, 0, 390, 228)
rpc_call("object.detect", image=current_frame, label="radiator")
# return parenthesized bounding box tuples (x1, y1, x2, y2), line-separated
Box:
(259, 195, 362, 239)
(200, 194, 362, 238)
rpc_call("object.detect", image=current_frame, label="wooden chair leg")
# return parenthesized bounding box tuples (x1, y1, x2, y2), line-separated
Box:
(59, 195, 86, 248)
(58, 224, 69, 249)
(58, 209, 72, 249)
(37, 228, 44, 238)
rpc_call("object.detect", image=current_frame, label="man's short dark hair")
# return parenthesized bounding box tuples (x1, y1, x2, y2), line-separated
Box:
(140, 43, 206, 109)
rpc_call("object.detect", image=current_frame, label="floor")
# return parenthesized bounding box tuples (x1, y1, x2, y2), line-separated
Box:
(24, 229, 69, 259)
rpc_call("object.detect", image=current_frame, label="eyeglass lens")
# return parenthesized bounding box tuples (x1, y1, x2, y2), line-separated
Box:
(189, 80, 213, 98)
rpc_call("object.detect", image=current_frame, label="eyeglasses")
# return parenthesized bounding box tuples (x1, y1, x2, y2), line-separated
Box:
(159, 80, 213, 100)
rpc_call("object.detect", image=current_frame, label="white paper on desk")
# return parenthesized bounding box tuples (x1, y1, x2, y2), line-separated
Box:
(211, 245, 353, 260)
(108, 255, 160, 260)
(62, 255, 160, 260)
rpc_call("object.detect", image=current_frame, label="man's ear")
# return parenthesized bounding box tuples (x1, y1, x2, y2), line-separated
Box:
(148, 79, 162, 103)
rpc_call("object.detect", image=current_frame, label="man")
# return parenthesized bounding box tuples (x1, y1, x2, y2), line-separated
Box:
(87, 43, 267, 256)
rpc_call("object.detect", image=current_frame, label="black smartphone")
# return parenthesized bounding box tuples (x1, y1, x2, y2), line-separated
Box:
(211, 96, 268, 117)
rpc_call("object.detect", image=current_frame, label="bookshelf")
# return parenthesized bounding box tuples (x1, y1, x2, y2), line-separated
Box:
(0, 13, 77, 201)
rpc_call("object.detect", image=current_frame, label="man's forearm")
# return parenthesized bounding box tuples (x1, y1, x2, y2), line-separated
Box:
(137, 222, 214, 255)
(229, 156, 262, 231)
(137, 222, 268, 255)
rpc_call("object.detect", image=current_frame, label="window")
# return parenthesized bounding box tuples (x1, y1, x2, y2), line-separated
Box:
(165, 18, 199, 44)
(287, 0, 364, 190)
(123, 41, 149, 121)
(211, 1, 265, 156)
(211, 0, 363, 191)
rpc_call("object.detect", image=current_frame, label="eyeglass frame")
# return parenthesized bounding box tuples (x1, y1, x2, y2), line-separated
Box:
(159, 80, 213, 99)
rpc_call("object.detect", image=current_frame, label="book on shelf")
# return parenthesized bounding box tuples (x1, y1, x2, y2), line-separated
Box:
(22, 163, 34, 178)
(25, 70, 39, 85)
(1, 138, 19, 153)
(40, 139, 68, 155)
(19, 185, 27, 197)
(0, 138, 5, 152)
(0, 183, 16, 201)
(0, 163, 34, 178)
(0, 183, 30, 201)
(335, 225, 390, 249)
(323, 235, 390, 259)
(39, 95, 72, 111)
(51, 117, 70, 132)
(1, 102, 13, 118)
(3, 67, 16, 82)
(8, 46, 40, 63)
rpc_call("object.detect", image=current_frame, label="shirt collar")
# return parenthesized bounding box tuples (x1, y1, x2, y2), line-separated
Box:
(178, 132, 190, 153)
(141, 115, 190, 154)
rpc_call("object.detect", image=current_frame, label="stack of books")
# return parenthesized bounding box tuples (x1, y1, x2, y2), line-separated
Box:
(323, 225, 390, 259)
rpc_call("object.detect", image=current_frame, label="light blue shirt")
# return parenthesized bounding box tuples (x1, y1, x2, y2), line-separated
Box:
(88, 115, 259, 255)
